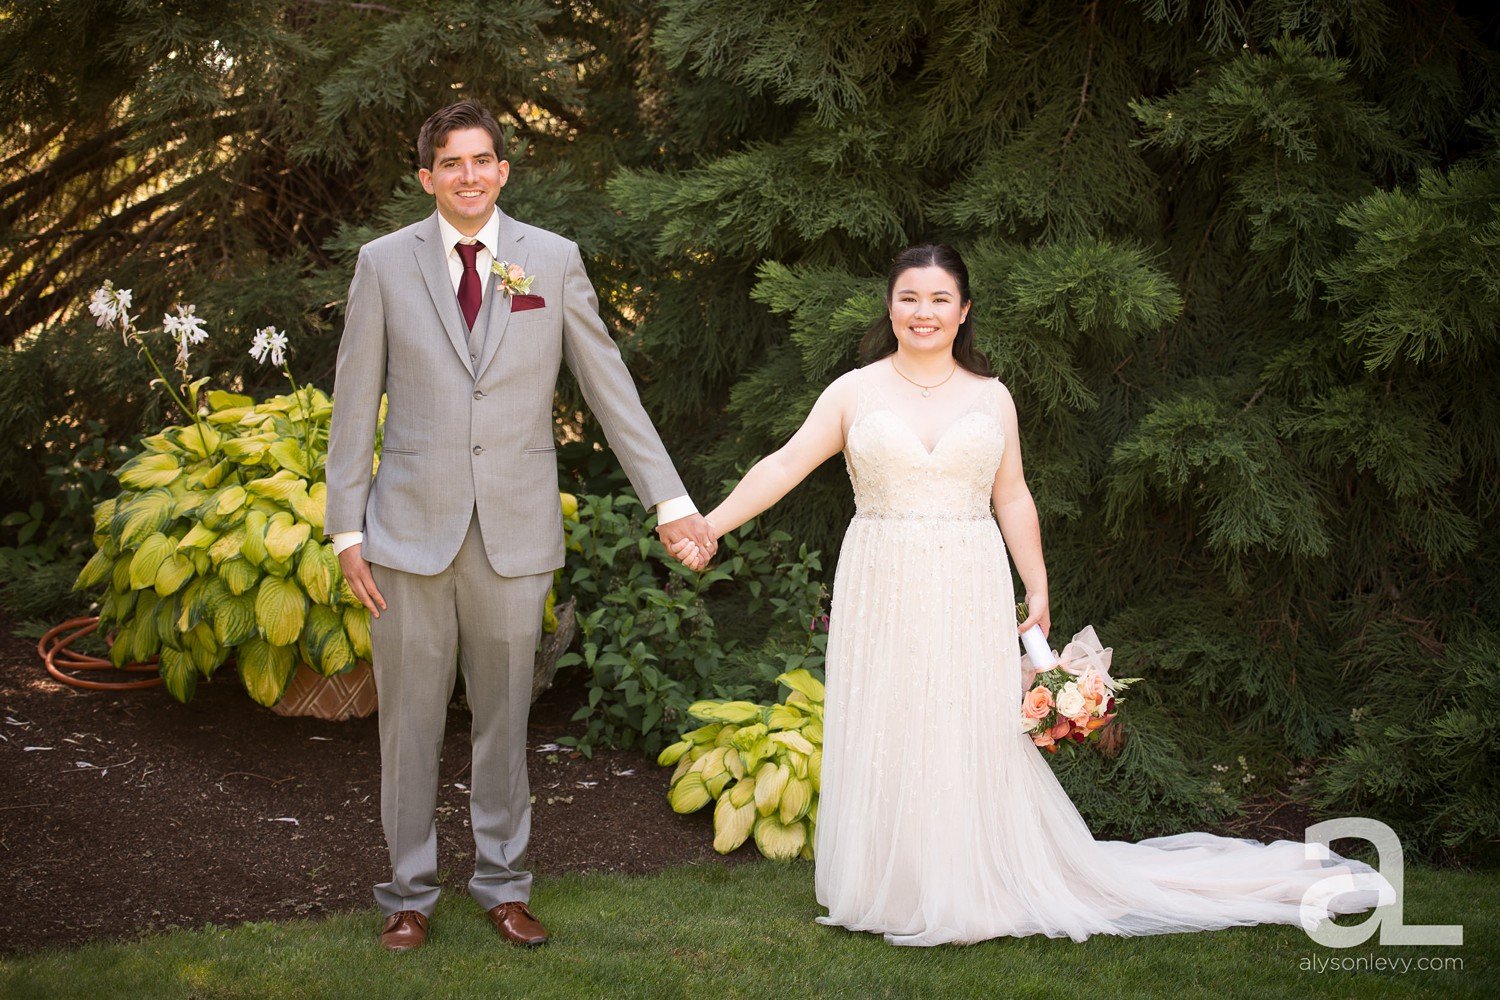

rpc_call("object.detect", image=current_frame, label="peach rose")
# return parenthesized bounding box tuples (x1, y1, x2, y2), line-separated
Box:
(1022, 686, 1054, 720)
(1079, 668, 1108, 704)
(506, 263, 525, 282)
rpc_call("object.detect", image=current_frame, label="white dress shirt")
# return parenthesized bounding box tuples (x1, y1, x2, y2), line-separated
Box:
(331, 208, 696, 556)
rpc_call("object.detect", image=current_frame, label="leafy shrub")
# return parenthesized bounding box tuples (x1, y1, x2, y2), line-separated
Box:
(555, 492, 826, 756)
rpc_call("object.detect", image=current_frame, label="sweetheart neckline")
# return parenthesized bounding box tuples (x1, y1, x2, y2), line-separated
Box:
(852, 407, 1001, 457)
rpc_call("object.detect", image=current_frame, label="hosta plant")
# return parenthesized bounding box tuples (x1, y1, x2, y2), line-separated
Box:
(73, 385, 364, 705)
(658, 668, 825, 861)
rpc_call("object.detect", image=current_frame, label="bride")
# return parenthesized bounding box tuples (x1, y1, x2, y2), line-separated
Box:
(671, 243, 1392, 946)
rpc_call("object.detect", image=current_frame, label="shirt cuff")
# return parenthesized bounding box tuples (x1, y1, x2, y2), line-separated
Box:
(654, 496, 698, 525)
(330, 531, 364, 555)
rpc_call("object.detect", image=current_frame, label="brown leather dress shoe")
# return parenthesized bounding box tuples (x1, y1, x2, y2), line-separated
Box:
(379, 910, 429, 952)
(487, 901, 549, 946)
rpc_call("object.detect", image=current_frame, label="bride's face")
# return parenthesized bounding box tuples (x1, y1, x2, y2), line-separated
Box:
(888, 266, 971, 354)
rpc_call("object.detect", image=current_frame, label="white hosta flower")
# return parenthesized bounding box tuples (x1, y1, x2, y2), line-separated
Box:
(164, 304, 208, 369)
(88, 284, 120, 327)
(249, 326, 289, 366)
(249, 327, 273, 364)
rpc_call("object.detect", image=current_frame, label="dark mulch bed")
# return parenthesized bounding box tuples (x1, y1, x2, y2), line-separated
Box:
(0, 610, 1318, 958)
(0, 612, 754, 957)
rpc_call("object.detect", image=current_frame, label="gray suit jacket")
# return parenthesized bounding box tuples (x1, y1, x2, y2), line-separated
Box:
(325, 210, 686, 577)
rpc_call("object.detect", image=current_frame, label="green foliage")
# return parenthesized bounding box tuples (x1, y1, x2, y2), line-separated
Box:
(555, 493, 825, 758)
(659, 668, 826, 861)
(73, 386, 361, 705)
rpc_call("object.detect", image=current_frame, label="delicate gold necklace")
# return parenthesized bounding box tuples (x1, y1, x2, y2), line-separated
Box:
(890, 358, 958, 397)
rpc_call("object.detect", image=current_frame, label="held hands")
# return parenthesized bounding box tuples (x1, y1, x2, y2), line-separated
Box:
(337, 543, 387, 619)
(656, 512, 717, 572)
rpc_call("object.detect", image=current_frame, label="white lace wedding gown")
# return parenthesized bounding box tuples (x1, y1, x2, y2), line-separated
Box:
(813, 374, 1393, 946)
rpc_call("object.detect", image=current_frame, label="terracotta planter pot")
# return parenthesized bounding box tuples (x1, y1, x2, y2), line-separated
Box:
(270, 660, 378, 721)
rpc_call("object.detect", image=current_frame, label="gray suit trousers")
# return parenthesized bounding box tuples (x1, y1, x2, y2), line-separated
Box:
(368, 509, 552, 916)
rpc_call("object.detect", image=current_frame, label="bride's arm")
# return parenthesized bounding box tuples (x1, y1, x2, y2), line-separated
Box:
(702, 374, 855, 542)
(990, 382, 1051, 636)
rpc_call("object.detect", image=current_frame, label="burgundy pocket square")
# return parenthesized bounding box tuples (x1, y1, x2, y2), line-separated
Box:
(511, 294, 545, 312)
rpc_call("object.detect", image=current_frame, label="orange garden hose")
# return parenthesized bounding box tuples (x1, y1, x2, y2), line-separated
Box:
(37, 616, 162, 691)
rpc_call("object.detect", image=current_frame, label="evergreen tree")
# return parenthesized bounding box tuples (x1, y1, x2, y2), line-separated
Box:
(608, 1, 1500, 856)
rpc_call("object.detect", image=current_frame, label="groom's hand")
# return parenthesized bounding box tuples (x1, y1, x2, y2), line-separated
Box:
(338, 544, 388, 619)
(656, 512, 717, 568)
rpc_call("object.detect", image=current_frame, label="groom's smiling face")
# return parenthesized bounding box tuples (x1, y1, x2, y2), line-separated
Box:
(420, 126, 509, 235)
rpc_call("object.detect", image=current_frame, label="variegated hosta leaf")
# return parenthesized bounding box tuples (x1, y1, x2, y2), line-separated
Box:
(767, 704, 807, 730)
(178, 424, 222, 459)
(668, 771, 711, 814)
(221, 434, 272, 462)
(237, 637, 296, 707)
(730, 723, 768, 751)
(769, 730, 816, 755)
(342, 605, 372, 660)
(729, 774, 757, 808)
(254, 575, 308, 648)
(220, 557, 261, 595)
(212, 592, 258, 647)
(687, 700, 763, 724)
(778, 775, 813, 824)
(117, 452, 181, 490)
(713, 794, 756, 854)
(74, 548, 113, 592)
(242, 510, 269, 567)
(265, 513, 311, 562)
(176, 522, 219, 551)
(266, 438, 310, 478)
(159, 647, 197, 703)
(657, 740, 692, 766)
(296, 543, 335, 604)
(206, 390, 254, 412)
(752, 814, 807, 862)
(208, 526, 247, 565)
(128, 533, 176, 591)
(290, 482, 326, 533)
(153, 552, 195, 596)
(754, 762, 789, 817)
(245, 470, 309, 504)
(777, 668, 825, 703)
(115, 489, 175, 548)
(302, 605, 352, 677)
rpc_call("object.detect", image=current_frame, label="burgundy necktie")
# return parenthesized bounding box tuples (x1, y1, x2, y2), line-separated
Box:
(455, 240, 484, 331)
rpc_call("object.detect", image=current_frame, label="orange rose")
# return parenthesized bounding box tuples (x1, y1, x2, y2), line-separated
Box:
(1022, 685, 1054, 720)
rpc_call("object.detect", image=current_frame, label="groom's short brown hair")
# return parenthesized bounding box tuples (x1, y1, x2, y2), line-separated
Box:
(417, 101, 506, 169)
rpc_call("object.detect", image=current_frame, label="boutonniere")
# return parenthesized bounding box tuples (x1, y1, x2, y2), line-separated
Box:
(491, 260, 535, 297)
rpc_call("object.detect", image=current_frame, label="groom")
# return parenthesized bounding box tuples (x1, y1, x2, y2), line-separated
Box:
(325, 100, 715, 952)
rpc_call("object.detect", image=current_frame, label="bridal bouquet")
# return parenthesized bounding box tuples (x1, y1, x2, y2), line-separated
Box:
(1018, 623, 1138, 754)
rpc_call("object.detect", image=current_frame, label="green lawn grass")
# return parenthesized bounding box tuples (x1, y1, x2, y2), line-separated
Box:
(2, 860, 1492, 999)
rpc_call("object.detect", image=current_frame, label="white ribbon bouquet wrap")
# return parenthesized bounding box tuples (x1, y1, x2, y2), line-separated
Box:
(1019, 624, 1120, 694)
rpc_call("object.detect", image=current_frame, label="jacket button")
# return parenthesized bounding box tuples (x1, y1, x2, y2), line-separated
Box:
(473, 390, 483, 400)
(472, 446, 483, 456)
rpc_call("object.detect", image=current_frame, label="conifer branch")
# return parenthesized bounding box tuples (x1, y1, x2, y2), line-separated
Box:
(1060, 1, 1099, 151)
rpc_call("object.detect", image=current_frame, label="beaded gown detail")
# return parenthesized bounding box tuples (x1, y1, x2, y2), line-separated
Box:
(812, 374, 1393, 947)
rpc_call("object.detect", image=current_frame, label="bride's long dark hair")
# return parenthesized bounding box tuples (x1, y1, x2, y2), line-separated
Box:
(858, 243, 993, 377)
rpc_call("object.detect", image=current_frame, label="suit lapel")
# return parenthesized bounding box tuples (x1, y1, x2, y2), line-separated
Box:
(474, 210, 529, 381)
(413, 213, 475, 377)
